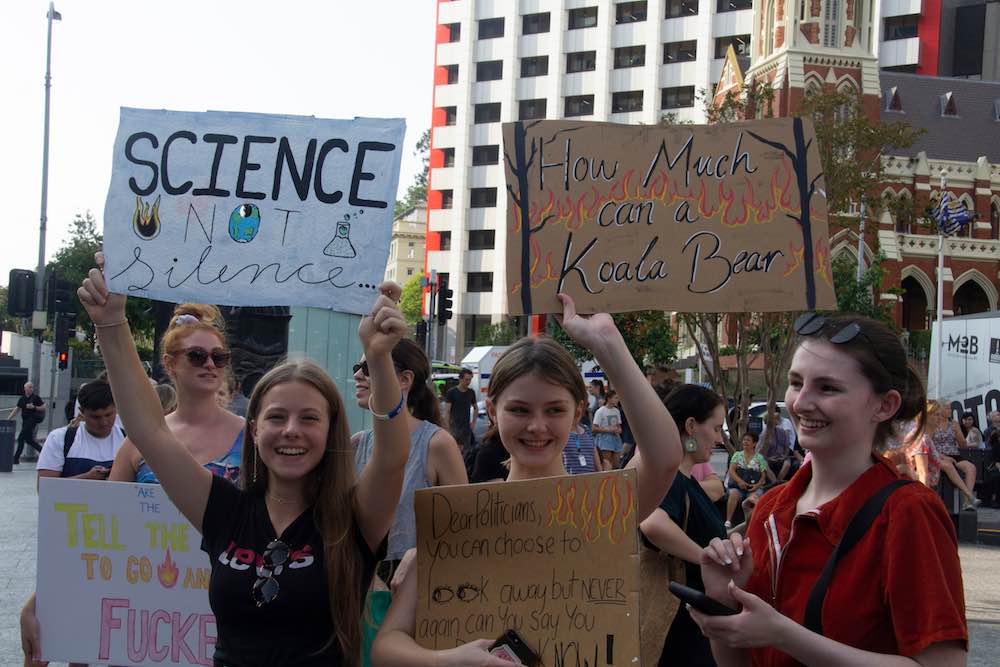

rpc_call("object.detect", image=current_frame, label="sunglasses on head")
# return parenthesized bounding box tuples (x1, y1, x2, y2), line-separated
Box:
(793, 312, 871, 345)
(180, 347, 231, 368)
(353, 360, 402, 377)
(252, 539, 289, 607)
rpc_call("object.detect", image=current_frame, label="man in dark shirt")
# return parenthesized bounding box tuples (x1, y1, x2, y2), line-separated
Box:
(9, 382, 45, 464)
(443, 369, 477, 452)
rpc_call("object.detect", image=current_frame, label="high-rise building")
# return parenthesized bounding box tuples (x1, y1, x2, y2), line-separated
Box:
(425, 0, 755, 360)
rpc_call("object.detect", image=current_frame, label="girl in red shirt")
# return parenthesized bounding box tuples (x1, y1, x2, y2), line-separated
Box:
(691, 314, 968, 667)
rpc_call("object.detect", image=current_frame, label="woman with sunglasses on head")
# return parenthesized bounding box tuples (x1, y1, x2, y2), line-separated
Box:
(78, 253, 412, 667)
(110, 304, 244, 484)
(352, 339, 468, 581)
(691, 314, 967, 667)
(372, 294, 682, 667)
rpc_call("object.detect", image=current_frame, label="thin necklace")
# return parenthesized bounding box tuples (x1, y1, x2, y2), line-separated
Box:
(267, 493, 304, 506)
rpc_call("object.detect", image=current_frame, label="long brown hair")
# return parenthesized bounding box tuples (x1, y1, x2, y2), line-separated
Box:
(390, 339, 441, 426)
(241, 360, 364, 666)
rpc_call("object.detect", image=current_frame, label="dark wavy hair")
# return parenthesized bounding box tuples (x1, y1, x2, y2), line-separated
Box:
(390, 338, 442, 426)
(661, 384, 725, 433)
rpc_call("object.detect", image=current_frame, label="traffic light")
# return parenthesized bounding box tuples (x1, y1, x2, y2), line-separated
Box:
(58, 350, 69, 370)
(416, 320, 428, 347)
(7, 269, 35, 317)
(54, 312, 76, 368)
(47, 273, 76, 315)
(437, 279, 453, 322)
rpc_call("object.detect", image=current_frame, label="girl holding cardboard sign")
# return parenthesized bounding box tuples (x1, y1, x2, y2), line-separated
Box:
(78, 252, 412, 667)
(371, 293, 683, 667)
(691, 314, 968, 667)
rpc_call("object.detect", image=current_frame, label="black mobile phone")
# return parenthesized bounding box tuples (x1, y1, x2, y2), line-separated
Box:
(668, 582, 739, 616)
(489, 630, 540, 667)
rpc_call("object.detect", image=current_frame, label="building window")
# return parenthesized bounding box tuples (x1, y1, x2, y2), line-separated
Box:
(444, 64, 459, 84)
(407, 268, 414, 276)
(442, 148, 455, 167)
(476, 60, 503, 82)
(715, 34, 750, 59)
(467, 272, 494, 292)
(519, 98, 547, 120)
(717, 0, 751, 11)
(464, 314, 493, 344)
(439, 190, 454, 209)
(445, 23, 460, 43)
(474, 103, 501, 124)
(823, 0, 840, 47)
(470, 187, 498, 208)
(439, 231, 452, 250)
(616, 1, 647, 23)
(478, 17, 504, 39)
(567, 51, 597, 73)
(883, 15, 918, 41)
(523, 12, 550, 34)
(521, 55, 549, 77)
(612, 91, 643, 113)
(443, 106, 457, 126)
(662, 86, 696, 108)
(565, 94, 595, 117)
(407, 241, 415, 259)
(469, 230, 496, 250)
(663, 40, 697, 62)
(472, 145, 499, 166)
(614, 45, 646, 68)
(665, 0, 699, 18)
(569, 6, 598, 29)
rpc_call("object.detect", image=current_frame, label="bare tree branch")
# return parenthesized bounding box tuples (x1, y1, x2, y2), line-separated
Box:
(506, 184, 521, 208)
(504, 153, 517, 174)
(529, 214, 554, 234)
(746, 131, 797, 164)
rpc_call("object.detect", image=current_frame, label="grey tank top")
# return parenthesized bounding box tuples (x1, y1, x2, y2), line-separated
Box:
(354, 419, 438, 560)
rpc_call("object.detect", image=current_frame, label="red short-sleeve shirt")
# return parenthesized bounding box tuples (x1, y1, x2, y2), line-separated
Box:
(743, 456, 967, 666)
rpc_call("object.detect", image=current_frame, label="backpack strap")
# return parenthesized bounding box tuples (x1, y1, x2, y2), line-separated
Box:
(63, 426, 79, 460)
(803, 479, 913, 635)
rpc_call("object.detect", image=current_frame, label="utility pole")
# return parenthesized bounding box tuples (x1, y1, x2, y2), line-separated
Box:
(32, 3, 61, 395)
(856, 198, 866, 281)
(934, 171, 946, 398)
(427, 270, 438, 360)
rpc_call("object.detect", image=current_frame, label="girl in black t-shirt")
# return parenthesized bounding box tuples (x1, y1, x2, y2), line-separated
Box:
(79, 253, 412, 667)
(372, 293, 684, 667)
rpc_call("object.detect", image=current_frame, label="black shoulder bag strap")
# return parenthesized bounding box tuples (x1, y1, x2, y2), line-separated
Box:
(63, 426, 79, 460)
(803, 479, 913, 636)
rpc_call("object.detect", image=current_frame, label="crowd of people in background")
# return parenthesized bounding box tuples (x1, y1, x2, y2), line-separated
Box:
(15, 251, 981, 667)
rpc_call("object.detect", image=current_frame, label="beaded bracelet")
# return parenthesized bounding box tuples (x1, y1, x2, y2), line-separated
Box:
(369, 391, 406, 421)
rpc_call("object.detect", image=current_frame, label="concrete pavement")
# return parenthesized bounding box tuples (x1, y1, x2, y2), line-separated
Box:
(1, 460, 998, 666)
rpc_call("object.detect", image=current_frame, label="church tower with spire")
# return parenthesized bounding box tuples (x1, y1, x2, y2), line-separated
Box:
(726, 0, 882, 119)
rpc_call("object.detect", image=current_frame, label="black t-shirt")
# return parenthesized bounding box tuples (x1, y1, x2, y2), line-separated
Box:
(658, 472, 726, 591)
(17, 394, 43, 423)
(471, 437, 509, 483)
(445, 386, 476, 433)
(201, 476, 384, 666)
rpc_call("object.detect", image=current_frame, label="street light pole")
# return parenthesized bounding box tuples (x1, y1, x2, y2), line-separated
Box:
(31, 2, 61, 394)
(934, 171, 946, 399)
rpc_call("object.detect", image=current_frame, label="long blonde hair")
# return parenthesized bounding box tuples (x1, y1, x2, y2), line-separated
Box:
(241, 359, 363, 666)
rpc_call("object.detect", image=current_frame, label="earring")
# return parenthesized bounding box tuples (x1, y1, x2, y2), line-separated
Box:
(683, 436, 698, 453)
(252, 446, 258, 484)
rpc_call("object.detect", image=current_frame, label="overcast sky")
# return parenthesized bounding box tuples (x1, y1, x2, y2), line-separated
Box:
(1, 0, 436, 285)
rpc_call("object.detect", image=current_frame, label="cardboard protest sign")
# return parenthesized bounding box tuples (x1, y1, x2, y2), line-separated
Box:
(103, 108, 405, 313)
(37, 478, 214, 666)
(502, 117, 836, 314)
(414, 471, 639, 667)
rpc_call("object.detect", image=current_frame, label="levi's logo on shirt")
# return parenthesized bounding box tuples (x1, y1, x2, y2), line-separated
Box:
(217, 541, 316, 571)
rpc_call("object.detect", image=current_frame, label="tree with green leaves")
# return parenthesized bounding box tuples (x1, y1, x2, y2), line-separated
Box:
(474, 321, 520, 347)
(398, 274, 423, 325)
(831, 252, 898, 328)
(394, 129, 431, 217)
(550, 310, 677, 371)
(46, 212, 154, 344)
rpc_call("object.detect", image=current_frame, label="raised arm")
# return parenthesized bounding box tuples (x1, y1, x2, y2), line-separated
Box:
(354, 283, 412, 551)
(556, 294, 681, 520)
(78, 252, 212, 530)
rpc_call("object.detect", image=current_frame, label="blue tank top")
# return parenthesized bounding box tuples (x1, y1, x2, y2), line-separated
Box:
(136, 431, 243, 484)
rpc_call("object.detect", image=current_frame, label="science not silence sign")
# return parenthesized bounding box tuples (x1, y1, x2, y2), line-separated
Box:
(414, 470, 639, 667)
(502, 117, 836, 314)
(102, 108, 405, 314)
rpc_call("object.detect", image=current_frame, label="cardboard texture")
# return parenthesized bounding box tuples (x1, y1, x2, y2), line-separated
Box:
(415, 470, 639, 667)
(502, 117, 836, 314)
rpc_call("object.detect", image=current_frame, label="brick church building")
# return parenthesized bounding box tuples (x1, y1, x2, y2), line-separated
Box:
(713, 0, 1000, 337)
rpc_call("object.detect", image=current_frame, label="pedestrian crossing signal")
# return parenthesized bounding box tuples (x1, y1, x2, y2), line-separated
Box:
(58, 351, 69, 370)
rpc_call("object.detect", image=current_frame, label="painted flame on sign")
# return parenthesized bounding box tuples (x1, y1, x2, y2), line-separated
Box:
(546, 475, 635, 544)
(157, 548, 180, 589)
(132, 195, 161, 240)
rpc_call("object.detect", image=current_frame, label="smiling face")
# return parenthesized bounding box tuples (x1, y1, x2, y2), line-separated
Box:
(165, 329, 227, 396)
(488, 373, 583, 479)
(785, 340, 900, 456)
(251, 380, 330, 482)
(962, 415, 975, 430)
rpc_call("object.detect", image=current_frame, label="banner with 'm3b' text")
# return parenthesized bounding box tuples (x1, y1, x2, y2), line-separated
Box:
(103, 107, 405, 314)
(37, 478, 215, 666)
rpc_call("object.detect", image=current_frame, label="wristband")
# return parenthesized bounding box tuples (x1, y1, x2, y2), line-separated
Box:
(369, 391, 406, 421)
(94, 320, 129, 329)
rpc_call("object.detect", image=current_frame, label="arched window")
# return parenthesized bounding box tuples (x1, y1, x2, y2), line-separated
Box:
(823, 0, 841, 47)
(991, 198, 1000, 240)
(764, 0, 775, 56)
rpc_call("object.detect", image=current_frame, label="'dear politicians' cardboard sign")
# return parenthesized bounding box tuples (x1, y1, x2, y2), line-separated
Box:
(37, 478, 214, 666)
(502, 117, 836, 314)
(414, 471, 639, 667)
(103, 108, 405, 314)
